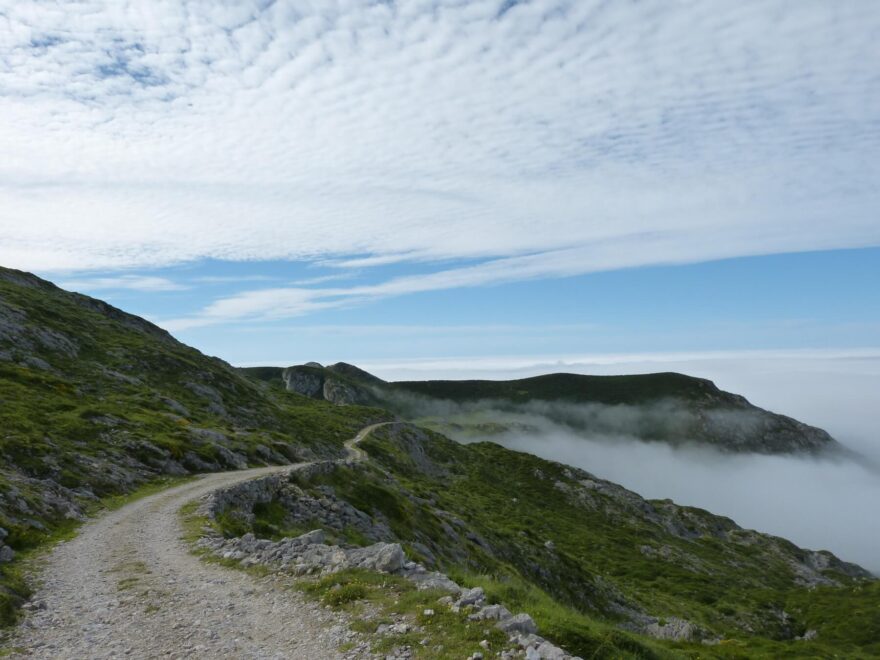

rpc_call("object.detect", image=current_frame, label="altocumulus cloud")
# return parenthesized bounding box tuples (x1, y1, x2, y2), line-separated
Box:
(1, 1, 879, 322)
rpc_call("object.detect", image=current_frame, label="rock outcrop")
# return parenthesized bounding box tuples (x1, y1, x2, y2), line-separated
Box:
(197, 463, 582, 659)
(275, 359, 846, 455)
(196, 526, 580, 660)
(281, 362, 382, 406)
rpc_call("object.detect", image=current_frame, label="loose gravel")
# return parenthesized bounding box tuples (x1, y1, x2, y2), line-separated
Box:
(5, 465, 362, 659)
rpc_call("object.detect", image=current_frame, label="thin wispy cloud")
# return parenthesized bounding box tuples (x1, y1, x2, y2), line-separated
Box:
(192, 275, 279, 284)
(62, 275, 188, 293)
(1, 0, 877, 294)
(289, 273, 359, 287)
(162, 226, 869, 329)
(231, 322, 599, 339)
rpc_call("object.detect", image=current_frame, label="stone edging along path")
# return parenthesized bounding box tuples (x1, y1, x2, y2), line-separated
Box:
(195, 422, 582, 660)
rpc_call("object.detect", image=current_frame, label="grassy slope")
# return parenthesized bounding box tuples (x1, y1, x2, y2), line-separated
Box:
(234, 424, 877, 659)
(0, 267, 386, 626)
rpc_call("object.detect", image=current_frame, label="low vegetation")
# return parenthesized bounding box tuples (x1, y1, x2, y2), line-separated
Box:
(219, 423, 878, 658)
(300, 569, 518, 659)
(0, 266, 385, 626)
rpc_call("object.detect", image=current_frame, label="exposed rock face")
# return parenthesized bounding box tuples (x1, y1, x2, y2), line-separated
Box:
(198, 464, 582, 659)
(640, 616, 699, 641)
(207, 534, 407, 575)
(697, 407, 839, 454)
(202, 467, 393, 544)
(0, 528, 11, 563)
(197, 527, 578, 659)
(185, 382, 228, 418)
(322, 378, 362, 405)
(281, 363, 378, 405)
(497, 613, 539, 636)
(282, 366, 324, 398)
(0, 475, 88, 537)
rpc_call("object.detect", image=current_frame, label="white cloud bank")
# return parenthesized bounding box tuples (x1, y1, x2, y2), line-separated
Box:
(360, 348, 880, 459)
(1, 1, 879, 313)
(497, 429, 880, 574)
(365, 349, 880, 572)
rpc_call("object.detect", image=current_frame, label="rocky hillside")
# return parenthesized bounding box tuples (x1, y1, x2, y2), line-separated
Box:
(0, 267, 385, 623)
(205, 423, 879, 658)
(260, 363, 841, 455)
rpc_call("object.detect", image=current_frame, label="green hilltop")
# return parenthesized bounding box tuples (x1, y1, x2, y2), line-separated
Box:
(265, 362, 843, 454)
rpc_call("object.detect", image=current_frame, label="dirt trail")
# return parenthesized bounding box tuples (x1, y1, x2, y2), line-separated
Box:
(5, 423, 395, 659)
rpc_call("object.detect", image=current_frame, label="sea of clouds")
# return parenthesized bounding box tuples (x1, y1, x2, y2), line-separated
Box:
(366, 350, 880, 574)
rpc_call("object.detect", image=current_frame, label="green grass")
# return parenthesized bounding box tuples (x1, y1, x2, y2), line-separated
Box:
(178, 500, 273, 578)
(0, 266, 390, 627)
(179, 500, 214, 545)
(299, 569, 510, 659)
(116, 576, 141, 591)
(270, 424, 878, 659)
(452, 572, 670, 659)
(214, 499, 371, 547)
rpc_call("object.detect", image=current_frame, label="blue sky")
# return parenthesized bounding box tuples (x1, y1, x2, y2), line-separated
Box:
(1, 1, 878, 367)
(51, 246, 880, 366)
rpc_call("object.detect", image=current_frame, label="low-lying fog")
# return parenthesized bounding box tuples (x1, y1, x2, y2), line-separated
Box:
(367, 351, 880, 574)
(489, 424, 880, 575)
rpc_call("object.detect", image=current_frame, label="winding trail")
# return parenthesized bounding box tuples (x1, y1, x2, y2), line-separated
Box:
(6, 423, 395, 659)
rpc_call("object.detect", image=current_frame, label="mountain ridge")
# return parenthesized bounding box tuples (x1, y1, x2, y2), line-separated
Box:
(267, 362, 841, 455)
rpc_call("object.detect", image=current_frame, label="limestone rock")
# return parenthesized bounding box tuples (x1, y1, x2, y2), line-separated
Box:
(282, 366, 324, 398)
(497, 613, 538, 636)
(216, 446, 248, 470)
(295, 529, 326, 546)
(458, 587, 486, 607)
(323, 378, 362, 405)
(470, 604, 511, 621)
(347, 543, 405, 573)
(0, 544, 15, 563)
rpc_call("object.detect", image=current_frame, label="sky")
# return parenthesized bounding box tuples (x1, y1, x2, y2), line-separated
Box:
(1, 1, 878, 365)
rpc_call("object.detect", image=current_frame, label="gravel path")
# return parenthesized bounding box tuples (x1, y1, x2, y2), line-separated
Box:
(6, 424, 394, 659)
